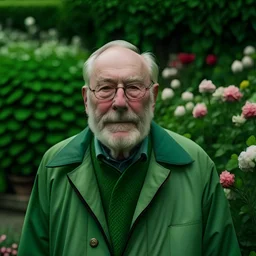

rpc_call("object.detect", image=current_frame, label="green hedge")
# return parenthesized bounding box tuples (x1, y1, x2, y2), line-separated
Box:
(59, 0, 256, 66)
(0, 40, 88, 185)
(0, 0, 61, 31)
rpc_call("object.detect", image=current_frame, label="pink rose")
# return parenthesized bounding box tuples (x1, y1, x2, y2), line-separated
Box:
(223, 85, 243, 102)
(199, 79, 216, 93)
(242, 101, 256, 119)
(220, 170, 235, 188)
(192, 103, 207, 118)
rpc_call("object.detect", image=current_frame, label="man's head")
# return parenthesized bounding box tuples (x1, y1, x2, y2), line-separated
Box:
(82, 40, 159, 158)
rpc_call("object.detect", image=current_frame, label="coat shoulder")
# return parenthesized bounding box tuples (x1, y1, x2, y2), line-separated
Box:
(42, 135, 77, 164)
(164, 129, 213, 164)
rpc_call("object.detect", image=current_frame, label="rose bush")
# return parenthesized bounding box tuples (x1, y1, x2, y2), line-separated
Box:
(156, 45, 256, 255)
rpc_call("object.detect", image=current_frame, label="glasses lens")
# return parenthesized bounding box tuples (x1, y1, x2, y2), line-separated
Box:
(126, 85, 145, 99)
(96, 86, 115, 100)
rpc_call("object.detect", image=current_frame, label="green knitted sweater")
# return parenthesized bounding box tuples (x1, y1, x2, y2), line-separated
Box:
(91, 139, 151, 256)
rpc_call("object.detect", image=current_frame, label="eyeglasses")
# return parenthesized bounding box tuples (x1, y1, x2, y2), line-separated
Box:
(89, 81, 154, 101)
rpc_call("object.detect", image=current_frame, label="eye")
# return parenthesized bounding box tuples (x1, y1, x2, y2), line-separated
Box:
(97, 84, 115, 92)
(126, 83, 142, 90)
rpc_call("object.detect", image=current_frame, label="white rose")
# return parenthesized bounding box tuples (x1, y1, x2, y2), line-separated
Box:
(232, 114, 246, 126)
(161, 88, 174, 101)
(185, 102, 195, 111)
(243, 46, 255, 55)
(212, 87, 224, 100)
(223, 188, 237, 200)
(24, 16, 35, 27)
(231, 60, 243, 73)
(174, 106, 186, 117)
(181, 91, 194, 101)
(170, 79, 181, 89)
(238, 145, 256, 172)
(162, 68, 178, 79)
(242, 56, 254, 68)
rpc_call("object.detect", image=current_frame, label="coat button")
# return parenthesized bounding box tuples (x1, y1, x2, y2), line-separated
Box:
(90, 238, 99, 248)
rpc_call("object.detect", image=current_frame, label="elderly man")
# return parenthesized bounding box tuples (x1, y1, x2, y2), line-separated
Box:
(19, 40, 241, 256)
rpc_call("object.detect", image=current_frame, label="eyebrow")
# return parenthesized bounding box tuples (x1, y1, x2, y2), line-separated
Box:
(96, 76, 145, 84)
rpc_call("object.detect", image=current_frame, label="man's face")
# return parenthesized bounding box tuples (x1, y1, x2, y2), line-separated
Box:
(82, 47, 158, 157)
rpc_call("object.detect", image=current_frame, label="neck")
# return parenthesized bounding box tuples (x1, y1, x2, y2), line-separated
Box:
(110, 149, 130, 160)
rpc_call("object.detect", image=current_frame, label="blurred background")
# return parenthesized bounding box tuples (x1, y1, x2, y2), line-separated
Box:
(0, 0, 256, 255)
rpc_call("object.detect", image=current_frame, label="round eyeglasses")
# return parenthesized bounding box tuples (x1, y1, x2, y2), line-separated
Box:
(89, 81, 154, 101)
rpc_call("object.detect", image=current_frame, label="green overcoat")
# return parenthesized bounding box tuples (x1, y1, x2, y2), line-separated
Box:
(19, 122, 241, 255)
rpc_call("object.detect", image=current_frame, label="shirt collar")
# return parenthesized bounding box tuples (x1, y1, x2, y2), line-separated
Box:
(94, 136, 148, 161)
(46, 121, 193, 168)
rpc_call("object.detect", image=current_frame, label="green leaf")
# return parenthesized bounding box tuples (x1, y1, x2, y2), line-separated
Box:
(0, 134, 11, 146)
(0, 76, 9, 85)
(6, 89, 23, 104)
(21, 93, 36, 105)
(183, 133, 191, 139)
(17, 151, 34, 164)
(31, 82, 43, 92)
(9, 144, 26, 156)
(7, 120, 21, 131)
(0, 85, 12, 96)
(0, 125, 6, 135)
(14, 109, 32, 121)
(0, 109, 12, 120)
(29, 120, 42, 129)
(34, 111, 48, 120)
(16, 129, 29, 140)
(215, 147, 227, 157)
(246, 135, 256, 146)
(61, 111, 75, 122)
(249, 251, 256, 256)
(28, 131, 44, 143)
(62, 86, 74, 94)
(1, 157, 12, 168)
(234, 177, 243, 189)
(46, 134, 64, 145)
(47, 120, 66, 130)
(239, 205, 250, 215)
(21, 167, 34, 175)
(49, 106, 62, 116)
(226, 154, 238, 170)
(51, 94, 63, 103)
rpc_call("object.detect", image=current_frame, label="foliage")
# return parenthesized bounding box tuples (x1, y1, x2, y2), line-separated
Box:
(60, 0, 256, 66)
(0, 229, 20, 255)
(0, 0, 61, 32)
(155, 46, 256, 255)
(0, 19, 88, 185)
(224, 138, 256, 256)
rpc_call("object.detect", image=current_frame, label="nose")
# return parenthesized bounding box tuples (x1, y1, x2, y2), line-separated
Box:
(112, 87, 128, 112)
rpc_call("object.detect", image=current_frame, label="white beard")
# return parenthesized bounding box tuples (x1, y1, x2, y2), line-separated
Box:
(87, 96, 154, 159)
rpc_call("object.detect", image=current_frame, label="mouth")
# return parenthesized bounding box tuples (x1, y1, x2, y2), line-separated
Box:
(104, 122, 136, 132)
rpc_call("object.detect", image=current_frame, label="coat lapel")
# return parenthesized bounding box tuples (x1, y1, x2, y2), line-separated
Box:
(131, 122, 194, 228)
(67, 149, 110, 243)
(131, 152, 171, 227)
(46, 128, 110, 243)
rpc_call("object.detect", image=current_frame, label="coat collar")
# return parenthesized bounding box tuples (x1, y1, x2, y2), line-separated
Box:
(46, 121, 193, 168)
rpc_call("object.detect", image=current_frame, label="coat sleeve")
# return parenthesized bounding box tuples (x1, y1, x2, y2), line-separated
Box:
(18, 162, 50, 256)
(202, 162, 241, 256)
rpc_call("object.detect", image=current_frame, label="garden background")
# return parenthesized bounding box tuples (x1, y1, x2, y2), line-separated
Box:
(0, 0, 256, 255)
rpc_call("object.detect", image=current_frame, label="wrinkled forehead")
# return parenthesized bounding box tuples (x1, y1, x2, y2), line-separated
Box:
(92, 46, 148, 76)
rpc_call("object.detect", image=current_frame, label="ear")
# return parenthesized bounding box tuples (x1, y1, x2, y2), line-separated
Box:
(152, 83, 159, 110)
(82, 85, 89, 114)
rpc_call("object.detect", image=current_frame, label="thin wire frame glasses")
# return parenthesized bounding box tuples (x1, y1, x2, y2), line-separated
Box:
(89, 81, 154, 101)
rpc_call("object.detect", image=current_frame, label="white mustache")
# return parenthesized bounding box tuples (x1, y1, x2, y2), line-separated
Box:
(100, 111, 140, 125)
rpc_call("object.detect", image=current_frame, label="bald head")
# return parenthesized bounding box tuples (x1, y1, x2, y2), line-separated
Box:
(83, 40, 159, 85)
